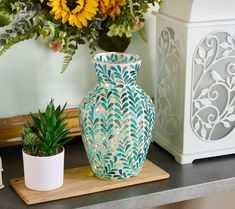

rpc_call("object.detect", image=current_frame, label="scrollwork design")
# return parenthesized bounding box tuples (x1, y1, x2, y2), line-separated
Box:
(156, 27, 182, 136)
(192, 32, 235, 140)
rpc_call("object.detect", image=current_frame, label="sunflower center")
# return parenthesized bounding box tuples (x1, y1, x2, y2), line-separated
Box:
(66, 0, 78, 10)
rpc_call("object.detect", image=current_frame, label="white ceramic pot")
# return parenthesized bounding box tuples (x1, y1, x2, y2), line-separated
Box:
(22, 148, 64, 191)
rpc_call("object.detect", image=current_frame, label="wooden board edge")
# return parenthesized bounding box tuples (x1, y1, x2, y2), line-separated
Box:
(10, 160, 170, 205)
(10, 179, 31, 205)
(145, 160, 170, 179)
(0, 108, 81, 148)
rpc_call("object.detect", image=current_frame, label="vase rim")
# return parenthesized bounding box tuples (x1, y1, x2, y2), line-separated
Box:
(92, 52, 141, 65)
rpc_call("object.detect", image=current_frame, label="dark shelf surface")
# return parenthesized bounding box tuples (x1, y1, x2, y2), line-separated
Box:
(1, 137, 235, 209)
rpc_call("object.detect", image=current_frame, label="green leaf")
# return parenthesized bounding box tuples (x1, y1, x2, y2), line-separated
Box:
(24, 100, 71, 156)
(61, 46, 77, 73)
(0, 26, 38, 56)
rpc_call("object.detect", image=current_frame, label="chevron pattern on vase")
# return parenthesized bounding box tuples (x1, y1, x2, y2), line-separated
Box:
(79, 52, 155, 180)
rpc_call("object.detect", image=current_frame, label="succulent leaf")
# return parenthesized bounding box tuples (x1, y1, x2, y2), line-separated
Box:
(20, 99, 72, 156)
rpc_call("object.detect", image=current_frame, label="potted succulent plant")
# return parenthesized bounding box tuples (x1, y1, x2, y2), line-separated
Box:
(20, 100, 72, 191)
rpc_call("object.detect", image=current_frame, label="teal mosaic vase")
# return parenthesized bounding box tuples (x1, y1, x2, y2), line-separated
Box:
(79, 52, 155, 180)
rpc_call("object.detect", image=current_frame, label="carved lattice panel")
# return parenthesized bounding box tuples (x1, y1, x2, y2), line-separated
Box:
(156, 27, 182, 136)
(191, 32, 235, 141)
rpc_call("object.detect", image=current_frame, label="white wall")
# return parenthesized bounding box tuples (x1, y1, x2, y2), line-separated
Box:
(0, 11, 156, 118)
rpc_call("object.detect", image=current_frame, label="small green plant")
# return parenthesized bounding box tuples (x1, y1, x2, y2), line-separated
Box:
(20, 99, 73, 156)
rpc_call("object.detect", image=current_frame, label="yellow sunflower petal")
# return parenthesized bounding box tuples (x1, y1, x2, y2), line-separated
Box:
(98, 0, 126, 20)
(68, 14, 76, 25)
(74, 18, 83, 28)
(61, 0, 70, 12)
(77, 14, 88, 27)
(61, 11, 69, 23)
(48, 0, 99, 28)
(54, 12, 62, 20)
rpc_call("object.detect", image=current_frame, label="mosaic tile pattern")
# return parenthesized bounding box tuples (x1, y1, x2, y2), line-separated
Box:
(79, 53, 155, 180)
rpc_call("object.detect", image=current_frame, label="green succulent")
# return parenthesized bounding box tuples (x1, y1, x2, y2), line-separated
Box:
(20, 126, 40, 156)
(20, 99, 73, 156)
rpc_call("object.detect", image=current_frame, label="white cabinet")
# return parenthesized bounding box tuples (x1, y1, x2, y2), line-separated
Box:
(154, 0, 235, 163)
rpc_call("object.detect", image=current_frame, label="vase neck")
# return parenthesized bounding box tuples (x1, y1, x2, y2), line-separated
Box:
(92, 53, 141, 86)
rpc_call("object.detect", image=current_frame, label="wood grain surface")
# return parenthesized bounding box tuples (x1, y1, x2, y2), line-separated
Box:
(10, 160, 170, 205)
(0, 108, 81, 147)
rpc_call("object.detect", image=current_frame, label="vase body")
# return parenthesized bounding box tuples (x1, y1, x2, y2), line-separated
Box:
(79, 52, 155, 180)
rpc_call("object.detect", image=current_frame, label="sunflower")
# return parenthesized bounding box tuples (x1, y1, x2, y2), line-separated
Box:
(98, 0, 126, 20)
(48, 0, 99, 28)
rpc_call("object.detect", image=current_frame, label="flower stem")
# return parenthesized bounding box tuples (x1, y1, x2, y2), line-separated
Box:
(128, 0, 135, 17)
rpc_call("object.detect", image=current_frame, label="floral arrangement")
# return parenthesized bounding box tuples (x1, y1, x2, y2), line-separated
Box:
(0, 0, 163, 72)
